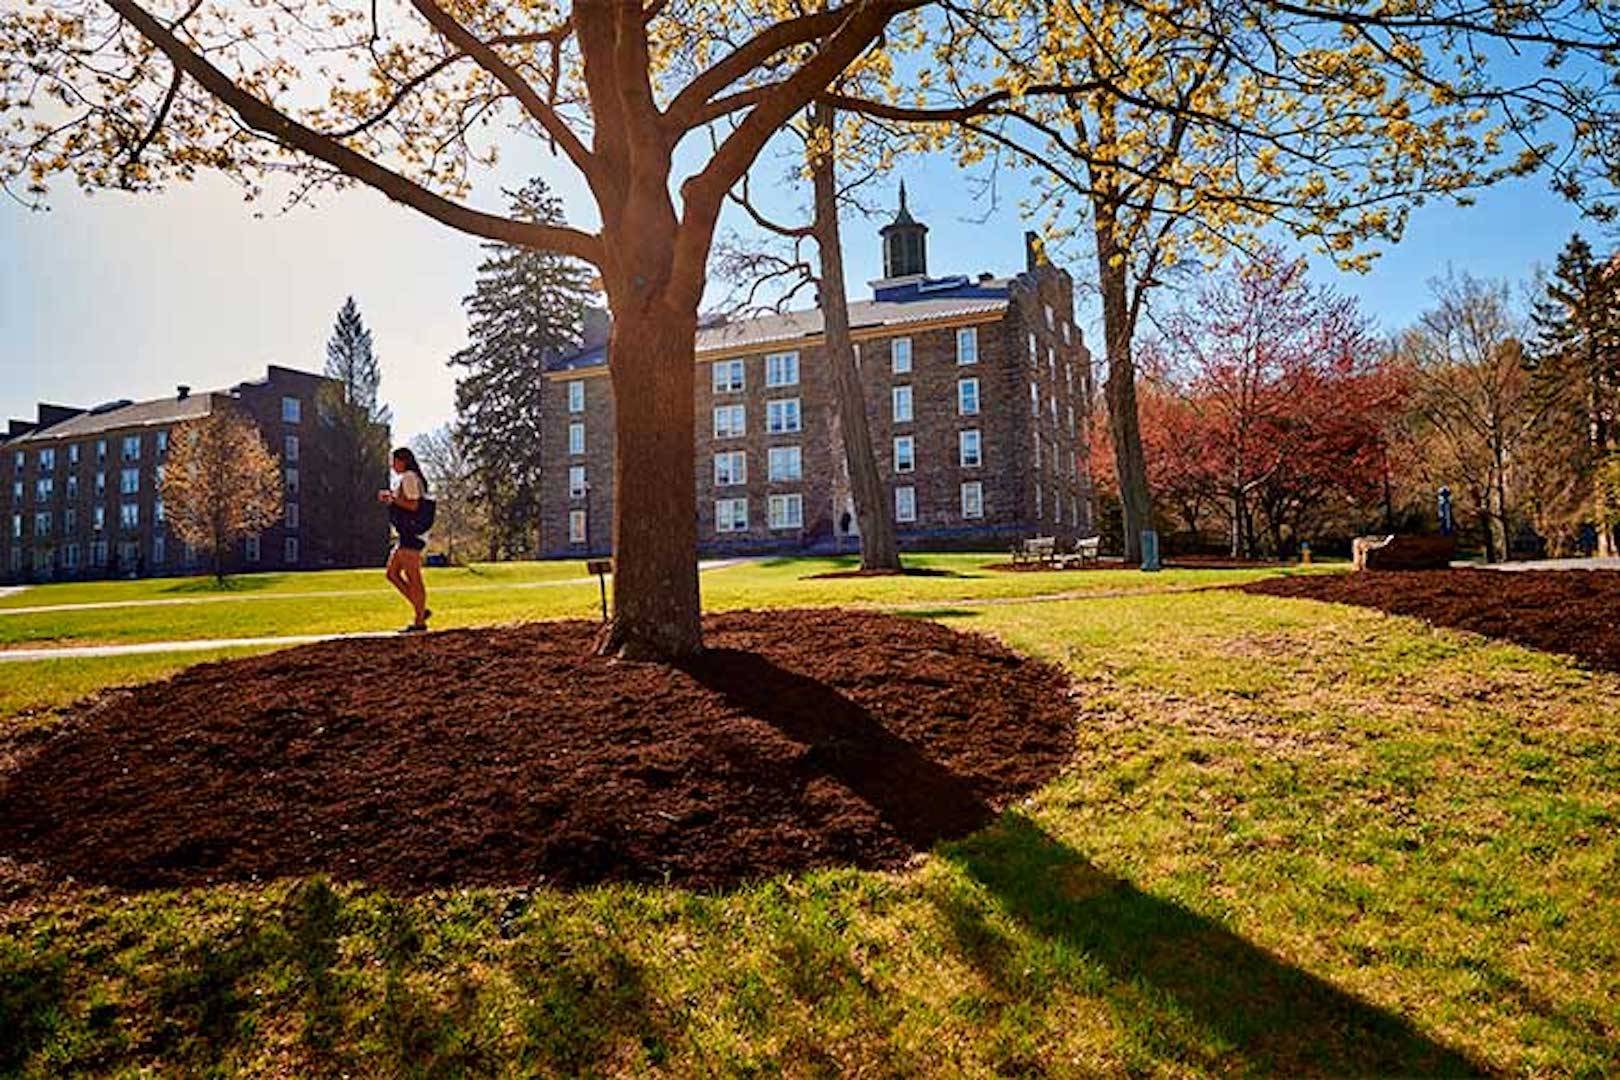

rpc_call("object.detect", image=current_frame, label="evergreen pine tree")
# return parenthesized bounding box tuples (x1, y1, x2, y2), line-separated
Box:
(1530, 234, 1620, 554)
(450, 178, 596, 558)
(308, 297, 392, 567)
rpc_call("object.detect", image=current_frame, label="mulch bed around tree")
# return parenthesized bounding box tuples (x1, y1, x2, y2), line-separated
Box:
(1242, 569, 1620, 674)
(0, 610, 1076, 895)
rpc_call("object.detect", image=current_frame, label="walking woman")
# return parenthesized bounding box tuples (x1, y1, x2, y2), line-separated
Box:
(379, 447, 432, 632)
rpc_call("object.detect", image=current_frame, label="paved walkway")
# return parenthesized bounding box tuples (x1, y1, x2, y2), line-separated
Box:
(0, 559, 751, 619)
(1455, 557, 1620, 572)
(0, 586, 28, 601)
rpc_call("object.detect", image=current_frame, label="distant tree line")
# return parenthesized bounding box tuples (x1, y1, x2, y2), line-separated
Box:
(1091, 235, 1620, 562)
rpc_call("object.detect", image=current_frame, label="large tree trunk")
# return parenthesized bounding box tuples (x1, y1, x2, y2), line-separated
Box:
(810, 102, 901, 572)
(597, 301, 703, 659)
(1095, 226, 1152, 564)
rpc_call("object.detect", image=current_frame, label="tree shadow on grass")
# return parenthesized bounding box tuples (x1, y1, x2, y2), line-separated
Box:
(891, 608, 982, 621)
(943, 814, 1487, 1077)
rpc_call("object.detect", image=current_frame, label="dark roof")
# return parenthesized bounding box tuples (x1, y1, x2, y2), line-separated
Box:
(10, 393, 216, 443)
(545, 275, 1015, 375)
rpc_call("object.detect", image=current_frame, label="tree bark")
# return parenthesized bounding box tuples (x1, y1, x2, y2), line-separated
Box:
(809, 102, 901, 572)
(1094, 220, 1152, 564)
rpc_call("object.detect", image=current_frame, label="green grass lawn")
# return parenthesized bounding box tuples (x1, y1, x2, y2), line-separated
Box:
(2, 557, 1616, 1076)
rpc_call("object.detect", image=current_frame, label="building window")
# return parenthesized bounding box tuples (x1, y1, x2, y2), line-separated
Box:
(568, 422, 585, 456)
(117, 541, 138, 568)
(285, 502, 299, 529)
(11, 450, 23, 472)
(120, 467, 139, 495)
(63, 507, 76, 533)
(568, 465, 588, 499)
(285, 468, 299, 495)
(35, 477, 53, 502)
(90, 539, 108, 567)
(1053, 488, 1063, 525)
(95, 471, 106, 497)
(712, 359, 745, 393)
(766, 398, 801, 435)
(958, 378, 980, 416)
(9, 479, 20, 502)
(282, 396, 302, 423)
(891, 337, 913, 374)
(893, 435, 915, 474)
(567, 380, 586, 413)
(122, 435, 141, 462)
(285, 537, 300, 564)
(33, 511, 50, 537)
(715, 497, 748, 533)
(895, 485, 917, 523)
(8, 546, 19, 572)
(93, 506, 105, 532)
(1036, 484, 1043, 517)
(713, 404, 746, 439)
(714, 451, 747, 487)
(68, 443, 80, 467)
(1045, 304, 1055, 330)
(1030, 381, 1040, 417)
(768, 493, 803, 530)
(959, 429, 982, 468)
(154, 499, 164, 525)
(961, 481, 984, 519)
(957, 327, 979, 365)
(8, 514, 19, 540)
(120, 502, 139, 531)
(765, 351, 800, 388)
(64, 543, 79, 570)
(66, 475, 78, 500)
(284, 434, 299, 463)
(568, 509, 587, 544)
(892, 385, 913, 424)
(95, 440, 106, 465)
(1028, 332, 1038, 366)
(768, 445, 802, 482)
(245, 534, 261, 562)
(1034, 433, 1042, 470)
(39, 448, 55, 471)
(152, 535, 165, 565)
(156, 430, 168, 455)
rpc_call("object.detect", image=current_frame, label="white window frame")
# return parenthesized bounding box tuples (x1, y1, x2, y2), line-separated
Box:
(892, 385, 913, 424)
(894, 485, 917, 524)
(285, 537, 299, 564)
(714, 450, 747, 487)
(64, 542, 79, 570)
(1030, 381, 1040, 417)
(282, 396, 302, 423)
(715, 497, 749, 533)
(891, 337, 913, 374)
(712, 359, 745, 394)
(768, 445, 802, 482)
(568, 465, 588, 499)
(958, 378, 980, 416)
(120, 467, 139, 495)
(285, 502, 299, 529)
(957, 326, 979, 365)
(713, 404, 746, 439)
(120, 502, 139, 531)
(122, 435, 141, 462)
(284, 434, 299, 463)
(568, 422, 586, 456)
(959, 429, 982, 468)
(567, 380, 586, 413)
(568, 509, 588, 545)
(893, 435, 915, 474)
(768, 493, 804, 530)
(68, 444, 80, 466)
(765, 351, 800, 388)
(766, 397, 802, 435)
(39, 448, 55, 471)
(961, 481, 984, 519)
(245, 534, 261, 563)
(152, 535, 166, 565)
(285, 467, 299, 495)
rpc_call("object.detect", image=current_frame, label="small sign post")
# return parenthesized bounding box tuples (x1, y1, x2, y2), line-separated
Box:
(586, 558, 613, 623)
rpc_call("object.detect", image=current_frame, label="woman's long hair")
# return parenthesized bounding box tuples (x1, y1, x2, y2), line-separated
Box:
(392, 446, 428, 491)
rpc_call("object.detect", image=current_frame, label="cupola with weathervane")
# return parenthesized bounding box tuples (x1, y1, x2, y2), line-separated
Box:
(879, 181, 928, 280)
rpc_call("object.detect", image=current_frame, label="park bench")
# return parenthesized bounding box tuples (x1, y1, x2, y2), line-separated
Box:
(1063, 535, 1102, 568)
(1011, 536, 1058, 567)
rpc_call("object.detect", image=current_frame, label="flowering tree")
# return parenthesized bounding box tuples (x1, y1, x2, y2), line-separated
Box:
(161, 410, 283, 582)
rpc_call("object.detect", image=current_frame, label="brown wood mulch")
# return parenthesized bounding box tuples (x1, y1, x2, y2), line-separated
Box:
(0, 610, 1076, 895)
(1242, 568, 1620, 674)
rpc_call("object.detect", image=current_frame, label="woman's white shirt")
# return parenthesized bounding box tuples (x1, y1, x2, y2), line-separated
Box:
(393, 471, 424, 501)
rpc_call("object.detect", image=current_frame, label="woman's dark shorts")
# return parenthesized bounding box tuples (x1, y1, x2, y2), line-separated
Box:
(395, 533, 427, 552)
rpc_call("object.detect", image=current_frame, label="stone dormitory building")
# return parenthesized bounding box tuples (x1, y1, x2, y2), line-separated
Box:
(1, 365, 381, 583)
(539, 189, 1096, 557)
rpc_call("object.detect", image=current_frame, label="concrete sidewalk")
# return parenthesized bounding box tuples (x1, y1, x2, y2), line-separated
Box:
(0, 630, 397, 663)
(1455, 556, 1620, 572)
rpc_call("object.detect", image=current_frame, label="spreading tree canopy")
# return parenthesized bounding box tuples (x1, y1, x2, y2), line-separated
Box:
(5, 0, 1619, 655)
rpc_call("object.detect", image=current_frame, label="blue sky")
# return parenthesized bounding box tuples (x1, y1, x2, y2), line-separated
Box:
(0, 137, 1597, 445)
